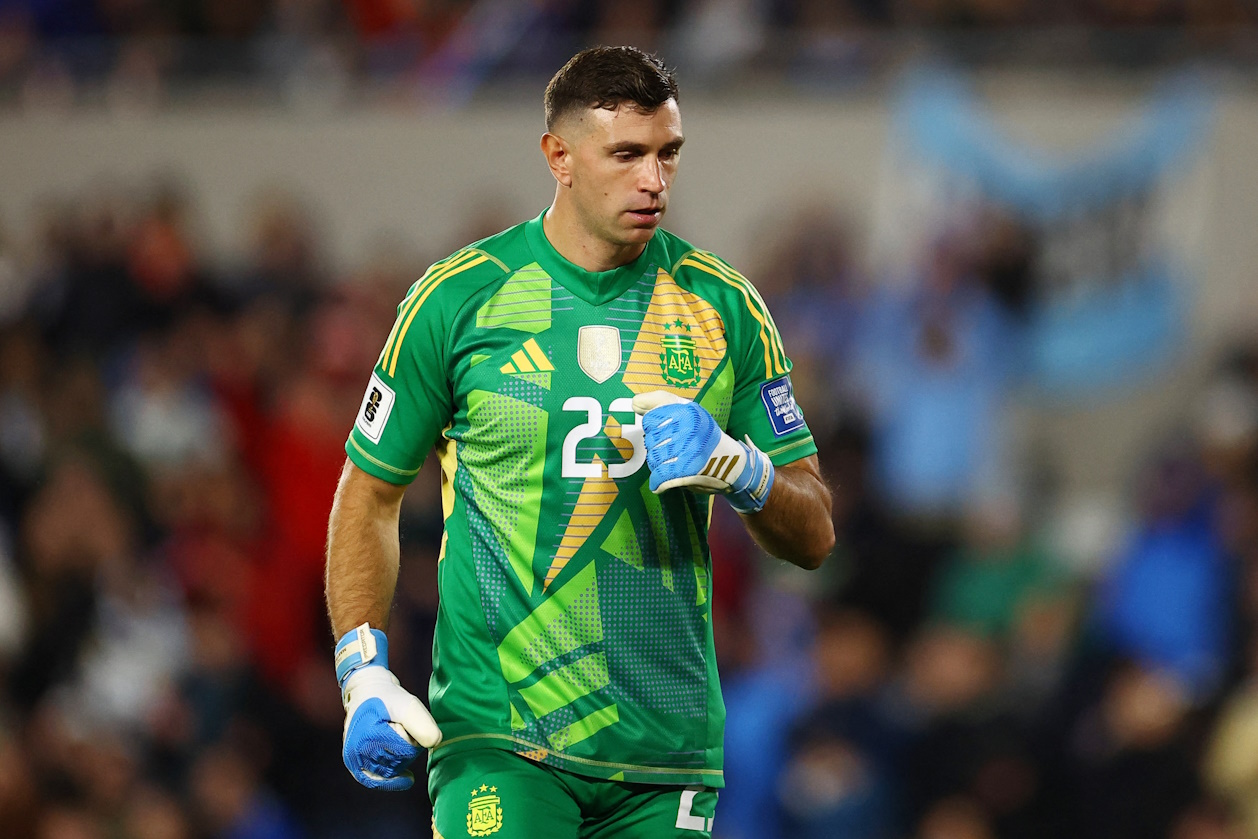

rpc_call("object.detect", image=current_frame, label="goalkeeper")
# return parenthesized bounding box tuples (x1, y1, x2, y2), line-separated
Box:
(325, 45, 833, 838)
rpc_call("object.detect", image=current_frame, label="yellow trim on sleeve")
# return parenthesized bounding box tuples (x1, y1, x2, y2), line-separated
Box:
(348, 435, 422, 478)
(764, 435, 815, 459)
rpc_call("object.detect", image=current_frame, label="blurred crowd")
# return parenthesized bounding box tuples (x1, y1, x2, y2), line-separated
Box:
(0, 179, 449, 839)
(1, 175, 1258, 839)
(715, 204, 1258, 839)
(1, 0, 1255, 109)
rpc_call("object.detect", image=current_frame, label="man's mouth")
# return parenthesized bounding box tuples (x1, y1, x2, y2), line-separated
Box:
(627, 208, 662, 224)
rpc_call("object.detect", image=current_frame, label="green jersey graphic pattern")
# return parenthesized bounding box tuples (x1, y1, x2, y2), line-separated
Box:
(346, 210, 816, 787)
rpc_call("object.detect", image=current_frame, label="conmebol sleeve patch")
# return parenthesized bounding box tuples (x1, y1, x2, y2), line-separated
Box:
(355, 373, 396, 444)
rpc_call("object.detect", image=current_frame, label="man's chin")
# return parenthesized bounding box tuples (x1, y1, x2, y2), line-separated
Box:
(621, 218, 662, 241)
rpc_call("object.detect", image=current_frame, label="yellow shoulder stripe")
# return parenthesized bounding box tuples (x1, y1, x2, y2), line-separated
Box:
(676, 252, 786, 378)
(378, 249, 479, 368)
(384, 250, 493, 377)
(377, 275, 431, 368)
(678, 250, 786, 373)
(688, 251, 788, 375)
(677, 256, 771, 377)
(475, 248, 511, 273)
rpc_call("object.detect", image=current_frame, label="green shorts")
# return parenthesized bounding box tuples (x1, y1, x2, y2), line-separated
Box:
(430, 749, 719, 839)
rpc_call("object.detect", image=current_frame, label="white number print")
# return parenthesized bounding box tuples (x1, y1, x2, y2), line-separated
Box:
(560, 396, 646, 479)
(675, 788, 714, 832)
(561, 397, 602, 478)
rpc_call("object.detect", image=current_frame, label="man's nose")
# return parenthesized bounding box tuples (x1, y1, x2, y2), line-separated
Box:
(640, 157, 666, 193)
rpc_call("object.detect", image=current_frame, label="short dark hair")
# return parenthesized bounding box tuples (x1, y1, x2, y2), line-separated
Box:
(544, 46, 679, 132)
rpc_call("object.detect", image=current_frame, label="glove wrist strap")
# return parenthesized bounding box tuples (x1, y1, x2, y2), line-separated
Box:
(334, 623, 389, 688)
(726, 439, 774, 514)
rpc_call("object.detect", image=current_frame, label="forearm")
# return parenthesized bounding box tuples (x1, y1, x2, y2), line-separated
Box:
(325, 459, 407, 638)
(740, 455, 834, 570)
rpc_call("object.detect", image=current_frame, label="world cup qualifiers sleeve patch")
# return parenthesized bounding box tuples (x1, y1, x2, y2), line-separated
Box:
(760, 376, 805, 437)
(355, 373, 396, 444)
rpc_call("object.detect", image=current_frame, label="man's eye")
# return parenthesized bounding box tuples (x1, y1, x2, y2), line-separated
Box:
(615, 151, 637, 161)
(660, 150, 678, 162)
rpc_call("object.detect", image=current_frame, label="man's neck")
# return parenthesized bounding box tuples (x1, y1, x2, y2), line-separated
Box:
(543, 200, 647, 273)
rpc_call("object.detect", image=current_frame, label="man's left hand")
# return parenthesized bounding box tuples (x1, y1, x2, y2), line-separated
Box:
(631, 391, 774, 514)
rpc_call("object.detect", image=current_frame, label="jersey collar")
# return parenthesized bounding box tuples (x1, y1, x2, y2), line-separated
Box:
(525, 209, 662, 306)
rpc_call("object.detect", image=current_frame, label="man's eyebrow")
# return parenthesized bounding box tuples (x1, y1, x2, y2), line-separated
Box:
(605, 137, 686, 153)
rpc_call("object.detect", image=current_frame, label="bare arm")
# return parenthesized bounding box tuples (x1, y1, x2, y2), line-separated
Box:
(325, 459, 408, 638)
(740, 454, 834, 570)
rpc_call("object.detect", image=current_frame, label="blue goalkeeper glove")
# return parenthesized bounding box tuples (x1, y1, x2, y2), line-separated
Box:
(335, 624, 442, 790)
(631, 391, 775, 514)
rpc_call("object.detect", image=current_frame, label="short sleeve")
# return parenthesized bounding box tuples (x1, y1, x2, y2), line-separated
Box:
(345, 286, 455, 484)
(722, 277, 817, 468)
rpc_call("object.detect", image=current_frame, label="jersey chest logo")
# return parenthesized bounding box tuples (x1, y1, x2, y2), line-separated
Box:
(577, 325, 622, 384)
(661, 320, 700, 387)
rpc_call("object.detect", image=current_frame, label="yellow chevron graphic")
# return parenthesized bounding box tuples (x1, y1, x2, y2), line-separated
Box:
(544, 456, 616, 591)
(603, 415, 636, 462)
(500, 338, 555, 374)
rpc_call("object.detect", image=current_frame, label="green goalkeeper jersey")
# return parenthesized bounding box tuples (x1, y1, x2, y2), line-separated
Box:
(345, 210, 816, 787)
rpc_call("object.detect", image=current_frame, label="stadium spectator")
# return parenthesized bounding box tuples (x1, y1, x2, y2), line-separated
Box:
(778, 609, 899, 839)
(1064, 662, 1200, 839)
(1092, 444, 1231, 697)
(855, 230, 1019, 519)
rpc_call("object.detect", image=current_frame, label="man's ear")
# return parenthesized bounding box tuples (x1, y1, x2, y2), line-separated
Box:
(541, 132, 573, 189)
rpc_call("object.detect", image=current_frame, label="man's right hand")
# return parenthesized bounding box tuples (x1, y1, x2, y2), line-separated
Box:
(336, 624, 443, 790)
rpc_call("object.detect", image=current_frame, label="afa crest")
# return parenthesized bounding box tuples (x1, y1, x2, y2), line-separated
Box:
(660, 320, 700, 388)
(467, 785, 503, 836)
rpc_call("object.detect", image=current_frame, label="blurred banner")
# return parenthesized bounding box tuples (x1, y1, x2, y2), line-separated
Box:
(873, 66, 1215, 397)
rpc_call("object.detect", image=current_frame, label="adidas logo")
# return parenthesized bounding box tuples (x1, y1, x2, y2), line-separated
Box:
(700, 454, 741, 482)
(500, 338, 555, 374)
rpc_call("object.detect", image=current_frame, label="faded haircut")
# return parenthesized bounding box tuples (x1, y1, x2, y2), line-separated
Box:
(544, 46, 679, 132)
